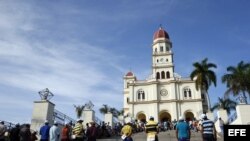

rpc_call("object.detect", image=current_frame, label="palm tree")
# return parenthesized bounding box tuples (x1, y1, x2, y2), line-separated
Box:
(74, 105, 85, 119)
(210, 97, 237, 115)
(247, 67, 250, 94)
(99, 104, 109, 115)
(117, 109, 124, 116)
(222, 61, 250, 103)
(109, 107, 120, 118)
(190, 58, 217, 112)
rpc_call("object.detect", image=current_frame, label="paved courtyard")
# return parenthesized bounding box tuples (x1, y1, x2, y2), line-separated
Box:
(97, 130, 224, 141)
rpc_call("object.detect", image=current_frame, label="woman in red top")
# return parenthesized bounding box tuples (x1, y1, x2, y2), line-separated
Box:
(61, 123, 70, 141)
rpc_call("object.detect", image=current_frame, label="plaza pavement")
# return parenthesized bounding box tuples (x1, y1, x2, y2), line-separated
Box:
(97, 130, 224, 141)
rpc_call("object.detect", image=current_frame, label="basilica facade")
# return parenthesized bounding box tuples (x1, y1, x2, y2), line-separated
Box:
(123, 27, 208, 123)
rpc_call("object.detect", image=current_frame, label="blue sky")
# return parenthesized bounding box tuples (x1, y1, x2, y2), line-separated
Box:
(0, 0, 250, 124)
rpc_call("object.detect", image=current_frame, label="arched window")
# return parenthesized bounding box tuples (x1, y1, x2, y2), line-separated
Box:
(155, 48, 157, 52)
(137, 89, 145, 101)
(189, 90, 192, 97)
(183, 88, 192, 99)
(157, 59, 159, 62)
(161, 71, 165, 79)
(184, 91, 187, 97)
(166, 71, 170, 78)
(156, 72, 160, 79)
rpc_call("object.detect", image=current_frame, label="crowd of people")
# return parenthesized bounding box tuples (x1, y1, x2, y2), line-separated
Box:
(1, 114, 223, 141)
(0, 119, 122, 141)
(119, 114, 221, 141)
(0, 121, 38, 141)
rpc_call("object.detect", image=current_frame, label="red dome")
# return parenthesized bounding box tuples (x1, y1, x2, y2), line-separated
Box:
(153, 27, 170, 40)
(126, 71, 134, 76)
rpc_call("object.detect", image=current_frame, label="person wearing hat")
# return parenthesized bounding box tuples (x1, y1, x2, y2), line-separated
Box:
(121, 121, 133, 141)
(72, 119, 85, 141)
(39, 120, 50, 141)
(49, 121, 60, 141)
(200, 114, 217, 141)
(176, 116, 190, 141)
(145, 116, 159, 141)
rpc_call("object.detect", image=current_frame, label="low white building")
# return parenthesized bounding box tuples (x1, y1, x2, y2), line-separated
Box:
(123, 26, 208, 123)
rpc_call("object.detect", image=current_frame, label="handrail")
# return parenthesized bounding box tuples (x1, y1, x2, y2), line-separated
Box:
(53, 109, 76, 125)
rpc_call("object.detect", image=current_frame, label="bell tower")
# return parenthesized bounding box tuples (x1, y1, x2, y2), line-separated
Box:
(152, 26, 174, 80)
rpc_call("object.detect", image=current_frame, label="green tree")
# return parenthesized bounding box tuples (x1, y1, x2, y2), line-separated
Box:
(190, 58, 217, 112)
(74, 105, 85, 118)
(222, 61, 250, 103)
(210, 97, 237, 115)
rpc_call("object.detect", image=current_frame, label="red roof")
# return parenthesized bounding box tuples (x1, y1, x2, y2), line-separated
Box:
(153, 27, 170, 40)
(126, 71, 134, 76)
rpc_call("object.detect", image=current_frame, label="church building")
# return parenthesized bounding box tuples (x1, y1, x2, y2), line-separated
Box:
(123, 26, 208, 123)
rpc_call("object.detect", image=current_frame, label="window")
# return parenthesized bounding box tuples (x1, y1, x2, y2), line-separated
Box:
(137, 89, 145, 101)
(166, 46, 169, 51)
(183, 88, 192, 99)
(160, 46, 163, 52)
(161, 71, 165, 79)
(127, 97, 129, 103)
(166, 71, 170, 78)
(155, 48, 157, 52)
(157, 59, 159, 63)
(184, 91, 187, 98)
(201, 94, 205, 100)
(156, 72, 160, 79)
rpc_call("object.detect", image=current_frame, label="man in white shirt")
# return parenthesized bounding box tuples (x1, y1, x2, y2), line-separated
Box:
(49, 121, 60, 141)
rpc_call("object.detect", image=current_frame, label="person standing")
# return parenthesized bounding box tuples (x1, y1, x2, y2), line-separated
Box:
(200, 114, 217, 141)
(49, 121, 60, 141)
(145, 116, 159, 141)
(72, 119, 85, 141)
(61, 122, 70, 141)
(218, 118, 224, 135)
(31, 131, 38, 141)
(0, 121, 7, 141)
(19, 124, 31, 141)
(86, 121, 98, 141)
(9, 123, 20, 141)
(121, 121, 133, 141)
(176, 116, 190, 141)
(39, 120, 50, 141)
